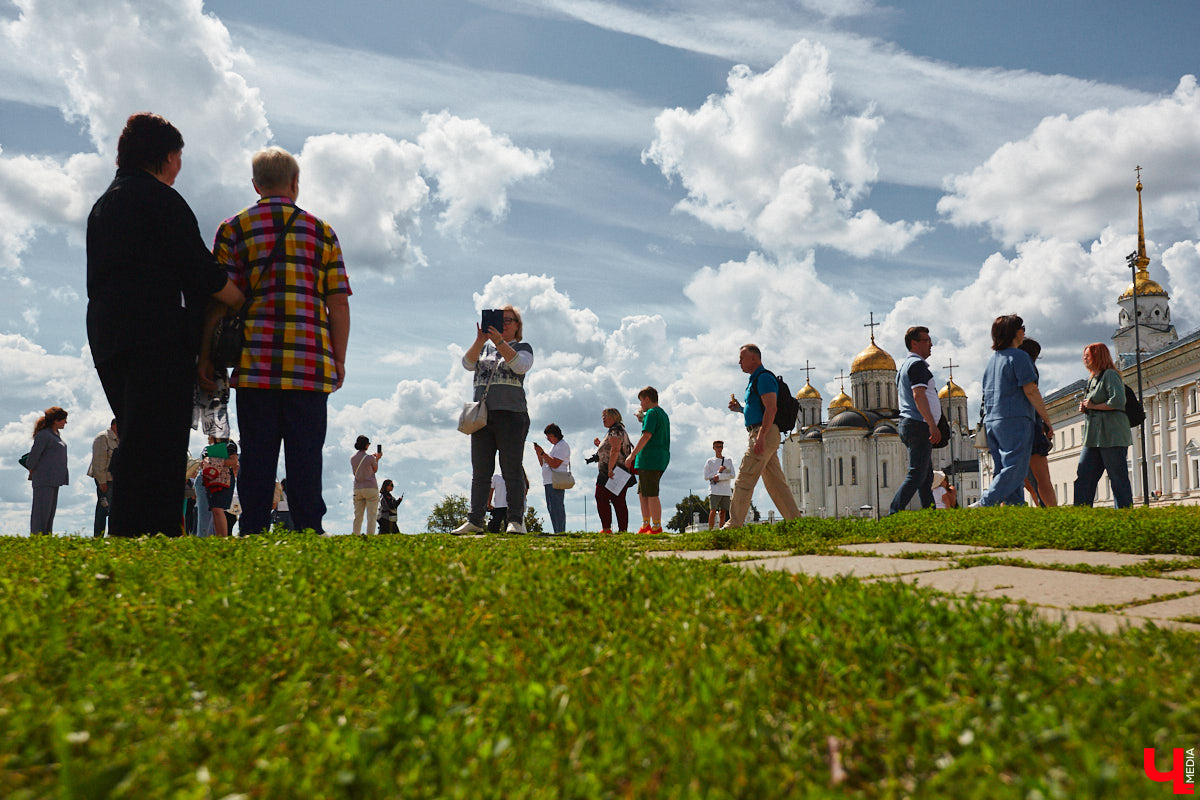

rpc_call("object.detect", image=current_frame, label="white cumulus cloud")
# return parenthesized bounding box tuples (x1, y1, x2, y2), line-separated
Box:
(643, 40, 925, 257)
(938, 75, 1200, 247)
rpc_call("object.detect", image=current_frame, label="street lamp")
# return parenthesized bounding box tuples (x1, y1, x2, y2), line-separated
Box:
(1126, 250, 1152, 507)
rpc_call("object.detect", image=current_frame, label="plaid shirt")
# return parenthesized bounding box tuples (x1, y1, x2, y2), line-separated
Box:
(214, 198, 351, 392)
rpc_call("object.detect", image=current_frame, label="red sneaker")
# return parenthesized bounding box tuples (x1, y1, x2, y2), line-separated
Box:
(637, 524, 652, 534)
(600, 528, 613, 535)
(650, 525, 663, 534)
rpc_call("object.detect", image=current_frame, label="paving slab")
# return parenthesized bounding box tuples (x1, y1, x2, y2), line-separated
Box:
(735, 555, 947, 578)
(1163, 568, 1200, 580)
(1118, 594, 1200, 620)
(993, 549, 1194, 568)
(645, 550, 790, 561)
(838, 542, 996, 556)
(1004, 605, 1200, 634)
(887, 566, 1196, 608)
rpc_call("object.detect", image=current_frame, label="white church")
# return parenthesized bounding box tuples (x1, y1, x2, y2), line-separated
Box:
(779, 323, 982, 519)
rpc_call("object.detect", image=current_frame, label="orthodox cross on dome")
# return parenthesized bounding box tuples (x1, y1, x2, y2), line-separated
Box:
(863, 311, 880, 343)
(836, 369, 847, 391)
(944, 358, 959, 383)
(1135, 165, 1142, 183)
(801, 360, 815, 383)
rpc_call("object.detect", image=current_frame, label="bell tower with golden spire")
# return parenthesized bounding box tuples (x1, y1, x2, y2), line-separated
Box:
(1113, 171, 1177, 356)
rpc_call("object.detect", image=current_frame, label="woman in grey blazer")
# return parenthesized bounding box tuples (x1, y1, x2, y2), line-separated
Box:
(27, 406, 69, 535)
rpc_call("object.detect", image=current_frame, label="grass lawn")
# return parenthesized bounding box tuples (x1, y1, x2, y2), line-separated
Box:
(1, 507, 1198, 798)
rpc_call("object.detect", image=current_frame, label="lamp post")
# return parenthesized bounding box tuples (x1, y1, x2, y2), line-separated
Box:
(1126, 250, 1151, 507)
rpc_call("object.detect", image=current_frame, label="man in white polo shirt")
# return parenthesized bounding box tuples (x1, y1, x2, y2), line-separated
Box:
(703, 440, 735, 529)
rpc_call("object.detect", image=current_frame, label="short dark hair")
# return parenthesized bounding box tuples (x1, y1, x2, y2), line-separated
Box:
(544, 423, 563, 440)
(638, 386, 658, 403)
(116, 112, 184, 173)
(354, 435, 370, 451)
(1018, 338, 1041, 362)
(740, 344, 762, 358)
(713, 440, 724, 447)
(991, 315, 1023, 351)
(904, 326, 929, 349)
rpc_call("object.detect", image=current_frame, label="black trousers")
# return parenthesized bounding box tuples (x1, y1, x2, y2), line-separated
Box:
(236, 388, 328, 535)
(96, 346, 193, 537)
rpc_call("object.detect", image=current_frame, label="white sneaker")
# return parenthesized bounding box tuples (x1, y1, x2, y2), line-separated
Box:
(506, 521, 527, 534)
(967, 500, 982, 509)
(720, 520, 737, 530)
(451, 520, 485, 535)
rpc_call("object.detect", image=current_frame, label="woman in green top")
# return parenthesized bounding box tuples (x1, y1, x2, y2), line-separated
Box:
(1072, 343, 1133, 508)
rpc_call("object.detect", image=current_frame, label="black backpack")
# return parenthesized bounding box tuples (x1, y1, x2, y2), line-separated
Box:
(1123, 384, 1145, 428)
(751, 372, 800, 433)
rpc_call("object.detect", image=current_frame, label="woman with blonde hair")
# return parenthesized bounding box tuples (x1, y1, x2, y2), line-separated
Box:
(1073, 343, 1133, 508)
(27, 406, 69, 535)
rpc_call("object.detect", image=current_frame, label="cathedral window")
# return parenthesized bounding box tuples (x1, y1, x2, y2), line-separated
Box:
(882, 461, 888, 487)
(827, 460, 832, 486)
(875, 384, 881, 408)
(838, 458, 844, 486)
(850, 457, 858, 485)
(804, 467, 810, 493)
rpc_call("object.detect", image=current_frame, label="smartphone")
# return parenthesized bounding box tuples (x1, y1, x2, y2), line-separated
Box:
(481, 308, 505, 333)
(376, 444, 382, 455)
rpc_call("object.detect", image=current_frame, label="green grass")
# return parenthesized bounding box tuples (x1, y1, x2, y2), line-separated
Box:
(1, 510, 1198, 798)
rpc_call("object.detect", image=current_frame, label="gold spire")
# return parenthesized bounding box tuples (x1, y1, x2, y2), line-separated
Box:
(1120, 171, 1168, 300)
(938, 378, 967, 400)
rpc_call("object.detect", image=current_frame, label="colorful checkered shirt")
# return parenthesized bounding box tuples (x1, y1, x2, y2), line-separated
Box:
(214, 198, 351, 392)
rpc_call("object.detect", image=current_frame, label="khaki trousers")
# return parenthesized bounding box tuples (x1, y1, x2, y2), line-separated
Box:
(352, 487, 378, 535)
(729, 424, 801, 526)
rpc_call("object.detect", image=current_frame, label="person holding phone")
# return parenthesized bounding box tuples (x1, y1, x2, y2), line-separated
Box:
(455, 305, 534, 534)
(351, 434, 381, 534)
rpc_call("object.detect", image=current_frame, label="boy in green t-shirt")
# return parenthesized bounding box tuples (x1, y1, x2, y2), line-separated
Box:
(625, 386, 670, 534)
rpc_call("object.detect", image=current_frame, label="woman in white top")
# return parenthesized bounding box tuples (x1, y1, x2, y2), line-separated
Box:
(931, 470, 957, 509)
(534, 423, 571, 533)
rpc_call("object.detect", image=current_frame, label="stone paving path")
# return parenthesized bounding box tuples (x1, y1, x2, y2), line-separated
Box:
(646, 543, 1200, 633)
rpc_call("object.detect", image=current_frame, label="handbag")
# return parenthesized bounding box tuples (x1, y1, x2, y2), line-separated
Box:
(212, 207, 301, 370)
(551, 467, 575, 490)
(457, 352, 498, 435)
(932, 413, 951, 449)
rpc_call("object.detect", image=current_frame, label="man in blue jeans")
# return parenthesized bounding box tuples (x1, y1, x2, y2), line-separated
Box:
(889, 326, 942, 515)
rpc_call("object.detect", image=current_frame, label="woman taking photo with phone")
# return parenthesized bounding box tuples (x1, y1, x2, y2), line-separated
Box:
(455, 305, 534, 534)
(351, 435, 381, 535)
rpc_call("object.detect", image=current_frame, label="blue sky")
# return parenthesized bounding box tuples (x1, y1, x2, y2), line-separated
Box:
(1, 0, 1199, 534)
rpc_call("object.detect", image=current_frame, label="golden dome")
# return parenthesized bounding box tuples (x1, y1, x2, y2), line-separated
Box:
(850, 336, 896, 373)
(938, 379, 967, 400)
(1119, 269, 1168, 300)
(829, 389, 853, 410)
(796, 380, 821, 400)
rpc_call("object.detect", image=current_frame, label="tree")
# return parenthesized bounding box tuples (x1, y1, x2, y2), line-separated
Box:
(426, 493, 469, 533)
(750, 502, 761, 522)
(523, 506, 544, 533)
(667, 493, 709, 533)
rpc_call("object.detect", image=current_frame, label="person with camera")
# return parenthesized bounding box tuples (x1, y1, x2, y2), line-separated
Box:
(455, 305, 534, 534)
(351, 435, 381, 535)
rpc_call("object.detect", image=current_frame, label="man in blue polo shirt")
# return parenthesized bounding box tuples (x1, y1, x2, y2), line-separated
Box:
(888, 325, 942, 515)
(724, 344, 802, 528)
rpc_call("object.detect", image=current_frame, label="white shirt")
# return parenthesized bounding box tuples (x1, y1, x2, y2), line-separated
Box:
(540, 439, 571, 486)
(490, 473, 507, 508)
(933, 485, 949, 509)
(703, 455, 736, 497)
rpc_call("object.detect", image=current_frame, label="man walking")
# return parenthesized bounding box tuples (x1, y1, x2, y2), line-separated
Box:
(88, 419, 118, 537)
(888, 326, 942, 515)
(207, 147, 351, 535)
(725, 344, 801, 528)
(703, 440, 735, 529)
